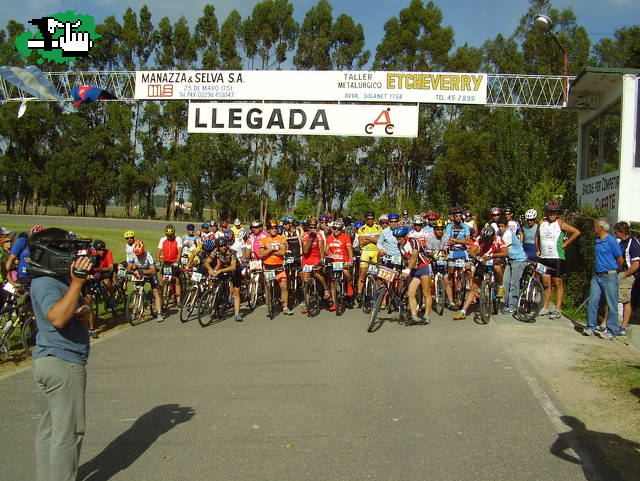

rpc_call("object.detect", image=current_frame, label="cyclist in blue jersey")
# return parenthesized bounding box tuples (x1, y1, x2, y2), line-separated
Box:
(377, 213, 402, 267)
(522, 209, 538, 261)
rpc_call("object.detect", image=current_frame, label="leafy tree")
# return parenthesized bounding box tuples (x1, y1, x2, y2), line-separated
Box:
(593, 26, 640, 68)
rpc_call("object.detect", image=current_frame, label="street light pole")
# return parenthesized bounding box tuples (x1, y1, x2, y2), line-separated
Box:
(534, 14, 569, 104)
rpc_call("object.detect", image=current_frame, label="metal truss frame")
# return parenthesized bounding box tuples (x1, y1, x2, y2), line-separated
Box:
(0, 71, 575, 109)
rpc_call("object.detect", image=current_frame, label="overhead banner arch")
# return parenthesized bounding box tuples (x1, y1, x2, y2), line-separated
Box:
(136, 70, 487, 105)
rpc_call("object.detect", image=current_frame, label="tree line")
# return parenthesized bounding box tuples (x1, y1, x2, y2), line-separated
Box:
(0, 0, 637, 221)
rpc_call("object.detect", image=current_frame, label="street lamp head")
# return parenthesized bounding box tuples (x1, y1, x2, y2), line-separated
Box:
(534, 14, 553, 32)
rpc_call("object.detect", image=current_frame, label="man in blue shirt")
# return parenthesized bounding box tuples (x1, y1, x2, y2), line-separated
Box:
(29, 227, 93, 481)
(5, 225, 43, 288)
(497, 218, 528, 314)
(584, 217, 623, 339)
(377, 212, 402, 265)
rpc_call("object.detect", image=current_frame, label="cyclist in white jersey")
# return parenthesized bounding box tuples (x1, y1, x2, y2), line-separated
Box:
(408, 215, 431, 245)
(535, 201, 580, 319)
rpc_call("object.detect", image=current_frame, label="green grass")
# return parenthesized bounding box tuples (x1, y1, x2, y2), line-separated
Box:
(2, 222, 162, 264)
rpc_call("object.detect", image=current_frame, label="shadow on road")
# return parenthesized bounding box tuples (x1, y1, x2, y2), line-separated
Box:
(78, 403, 195, 481)
(550, 415, 640, 481)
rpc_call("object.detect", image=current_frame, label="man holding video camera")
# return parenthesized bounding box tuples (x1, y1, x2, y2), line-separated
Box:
(28, 227, 96, 481)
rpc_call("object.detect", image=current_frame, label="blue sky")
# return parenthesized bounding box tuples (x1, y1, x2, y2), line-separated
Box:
(3, 0, 639, 65)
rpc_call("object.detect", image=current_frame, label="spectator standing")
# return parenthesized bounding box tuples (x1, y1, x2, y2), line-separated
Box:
(522, 209, 538, 261)
(497, 217, 528, 314)
(614, 221, 640, 336)
(584, 218, 623, 339)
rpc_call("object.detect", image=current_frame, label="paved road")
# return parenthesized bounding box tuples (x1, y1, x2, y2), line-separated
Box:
(1, 302, 593, 481)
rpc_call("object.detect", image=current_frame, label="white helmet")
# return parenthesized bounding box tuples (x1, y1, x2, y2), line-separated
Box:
(525, 209, 537, 220)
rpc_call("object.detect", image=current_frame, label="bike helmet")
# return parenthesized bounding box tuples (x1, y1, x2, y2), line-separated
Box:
(392, 226, 409, 237)
(379, 214, 389, 223)
(319, 214, 328, 222)
(388, 212, 400, 220)
(480, 225, 495, 244)
(276, 225, 284, 235)
(450, 206, 464, 215)
(220, 221, 229, 228)
(266, 219, 278, 229)
(427, 210, 439, 221)
(354, 220, 364, 229)
(525, 209, 537, 220)
(545, 200, 559, 212)
(93, 239, 106, 250)
(123, 230, 135, 238)
(489, 207, 502, 216)
(165, 225, 176, 236)
(133, 240, 145, 256)
(238, 229, 249, 241)
(307, 216, 318, 227)
(201, 223, 210, 229)
(30, 225, 44, 235)
(224, 230, 234, 242)
(434, 219, 446, 228)
(282, 215, 294, 223)
(186, 223, 195, 230)
(332, 220, 344, 229)
(203, 238, 215, 251)
(293, 220, 300, 227)
(364, 210, 375, 219)
(503, 206, 514, 214)
(413, 214, 424, 224)
(251, 220, 263, 228)
(217, 237, 229, 248)
(210, 220, 219, 226)
(343, 216, 352, 225)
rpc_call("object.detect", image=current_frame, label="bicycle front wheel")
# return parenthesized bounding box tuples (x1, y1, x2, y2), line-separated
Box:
(335, 278, 346, 316)
(367, 286, 387, 333)
(362, 275, 375, 314)
(479, 280, 493, 324)
(126, 291, 145, 326)
(180, 287, 198, 323)
(198, 289, 216, 327)
(304, 280, 320, 317)
(20, 314, 38, 357)
(434, 275, 446, 315)
(516, 277, 543, 323)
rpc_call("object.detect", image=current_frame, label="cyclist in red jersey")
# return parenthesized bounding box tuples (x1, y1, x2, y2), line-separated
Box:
(248, 220, 269, 259)
(325, 220, 354, 311)
(156, 224, 183, 305)
(300, 217, 329, 309)
(85, 239, 114, 338)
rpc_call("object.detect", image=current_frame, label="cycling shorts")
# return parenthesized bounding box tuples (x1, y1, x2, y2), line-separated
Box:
(162, 262, 182, 277)
(131, 275, 159, 290)
(413, 265, 432, 278)
(302, 256, 321, 267)
(265, 264, 287, 282)
(537, 257, 566, 279)
(360, 250, 379, 265)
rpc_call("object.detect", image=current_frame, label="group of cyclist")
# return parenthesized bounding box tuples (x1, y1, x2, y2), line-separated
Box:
(0, 200, 575, 334)
(94, 200, 577, 326)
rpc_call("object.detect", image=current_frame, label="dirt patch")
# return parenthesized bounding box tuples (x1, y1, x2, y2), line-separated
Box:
(497, 317, 640, 443)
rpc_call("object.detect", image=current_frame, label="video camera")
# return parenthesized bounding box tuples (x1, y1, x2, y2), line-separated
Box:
(26, 238, 100, 278)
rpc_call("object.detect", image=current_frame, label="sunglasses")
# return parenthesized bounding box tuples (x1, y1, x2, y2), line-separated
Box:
(125, 237, 134, 240)
(389, 219, 399, 223)
(434, 227, 444, 231)
(309, 225, 318, 229)
(268, 226, 278, 229)
(366, 217, 374, 221)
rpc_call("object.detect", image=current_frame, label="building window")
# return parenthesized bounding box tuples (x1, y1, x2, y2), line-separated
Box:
(581, 102, 620, 179)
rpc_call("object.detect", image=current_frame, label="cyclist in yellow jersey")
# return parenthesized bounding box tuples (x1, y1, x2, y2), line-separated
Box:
(356, 210, 383, 305)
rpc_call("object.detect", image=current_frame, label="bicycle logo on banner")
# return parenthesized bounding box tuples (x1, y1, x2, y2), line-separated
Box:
(365, 108, 394, 135)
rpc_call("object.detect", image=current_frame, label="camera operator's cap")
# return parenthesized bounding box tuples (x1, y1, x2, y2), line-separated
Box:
(0, 227, 11, 235)
(234, 218, 241, 226)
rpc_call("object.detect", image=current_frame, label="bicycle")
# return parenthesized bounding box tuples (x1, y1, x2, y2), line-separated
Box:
(367, 263, 403, 332)
(198, 273, 232, 327)
(124, 278, 158, 326)
(247, 259, 265, 310)
(432, 257, 448, 316)
(284, 256, 303, 309)
(264, 266, 285, 319)
(515, 260, 545, 322)
(179, 268, 208, 323)
(0, 285, 37, 361)
(448, 257, 468, 309)
(86, 276, 125, 322)
(302, 263, 323, 317)
(361, 261, 379, 314)
(478, 259, 500, 324)
(328, 261, 349, 316)
(160, 263, 182, 310)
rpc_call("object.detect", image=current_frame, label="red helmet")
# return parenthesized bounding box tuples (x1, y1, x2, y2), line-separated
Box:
(30, 225, 44, 235)
(545, 201, 559, 212)
(489, 207, 502, 216)
(133, 240, 145, 256)
(427, 210, 439, 221)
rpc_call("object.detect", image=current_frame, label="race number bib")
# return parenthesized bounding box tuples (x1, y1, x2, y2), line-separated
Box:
(285, 257, 295, 264)
(485, 259, 494, 266)
(386, 255, 402, 265)
(191, 272, 203, 282)
(264, 270, 277, 281)
(367, 264, 378, 274)
(249, 260, 263, 271)
(163, 267, 173, 276)
(117, 266, 127, 278)
(436, 260, 447, 266)
(332, 262, 344, 271)
(449, 259, 466, 268)
(377, 266, 396, 283)
(302, 264, 313, 273)
(180, 256, 188, 265)
(3, 283, 15, 294)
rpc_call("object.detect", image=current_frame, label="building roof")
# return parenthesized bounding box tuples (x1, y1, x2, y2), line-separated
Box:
(569, 67, 640, 110)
